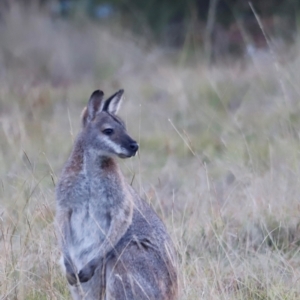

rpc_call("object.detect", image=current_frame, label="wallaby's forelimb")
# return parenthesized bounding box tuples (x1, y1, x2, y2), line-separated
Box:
(56, 208, 79, 285)
(78, 196, 133, 282)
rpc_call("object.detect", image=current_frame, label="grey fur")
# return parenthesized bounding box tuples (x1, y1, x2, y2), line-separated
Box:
(55, 90, 178, 299)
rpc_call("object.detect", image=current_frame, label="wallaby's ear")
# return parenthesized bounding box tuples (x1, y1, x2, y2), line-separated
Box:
(102, 89, 124, 115)
(86, 90, 104, 124)
(81, 107, 88, 128)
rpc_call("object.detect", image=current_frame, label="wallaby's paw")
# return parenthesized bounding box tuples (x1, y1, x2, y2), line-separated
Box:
(66, 272, 78, 286)
(78, 261, 97, 283)
(64, 257, 78, 285)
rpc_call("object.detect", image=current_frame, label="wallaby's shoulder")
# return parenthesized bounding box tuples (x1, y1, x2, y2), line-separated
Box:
(63, 136, 85, 176)
(123, 185, 173, 249)
(56, 135, 87, 205)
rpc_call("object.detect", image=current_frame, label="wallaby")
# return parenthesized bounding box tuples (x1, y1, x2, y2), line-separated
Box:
(55, 89, 178, 300)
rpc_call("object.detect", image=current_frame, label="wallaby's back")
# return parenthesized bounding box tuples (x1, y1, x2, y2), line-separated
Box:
(106, 187, 178, 299)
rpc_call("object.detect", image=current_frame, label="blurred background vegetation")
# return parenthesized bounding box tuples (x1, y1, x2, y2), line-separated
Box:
(1, 0, 299, 57)
(2, 1, 300, 299)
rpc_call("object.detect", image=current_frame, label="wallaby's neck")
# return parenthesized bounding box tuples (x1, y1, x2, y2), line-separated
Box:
(66, 135, 123, 187)
(70, 134, 121, 178)
(84, 150, 118, 176)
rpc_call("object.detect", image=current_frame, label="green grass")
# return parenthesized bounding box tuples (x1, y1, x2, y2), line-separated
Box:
(1, 5, 300, 300)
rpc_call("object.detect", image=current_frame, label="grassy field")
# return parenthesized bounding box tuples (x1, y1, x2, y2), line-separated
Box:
(1, 6, 300, 300)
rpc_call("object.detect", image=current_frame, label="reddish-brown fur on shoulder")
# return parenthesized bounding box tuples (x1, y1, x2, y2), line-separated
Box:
(101, 158, 117, 173)
(65, 140, 84, 175)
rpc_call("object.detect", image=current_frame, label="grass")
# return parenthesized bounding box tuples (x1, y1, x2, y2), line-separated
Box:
(1, 5, 300, 300)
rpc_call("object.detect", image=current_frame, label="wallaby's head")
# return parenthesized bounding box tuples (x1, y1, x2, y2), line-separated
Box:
(81, 89, 138, 159)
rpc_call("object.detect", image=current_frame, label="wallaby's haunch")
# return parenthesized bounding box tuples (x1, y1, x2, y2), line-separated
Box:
(55, 90, 178, 299)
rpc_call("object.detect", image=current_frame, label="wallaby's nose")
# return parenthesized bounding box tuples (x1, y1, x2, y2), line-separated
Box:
(129, 142, 139, 153)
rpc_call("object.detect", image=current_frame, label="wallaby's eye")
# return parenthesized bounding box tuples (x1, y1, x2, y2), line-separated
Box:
(103, 128, 114, 135)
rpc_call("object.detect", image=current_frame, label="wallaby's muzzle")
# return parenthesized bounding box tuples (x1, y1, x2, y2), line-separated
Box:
(128, 141, 139, 156)
(118, 139, 138, 158)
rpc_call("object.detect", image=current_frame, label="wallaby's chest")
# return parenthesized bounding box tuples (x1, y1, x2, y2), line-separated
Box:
(69, 176, 119, 233)
(70, 175, 116, 210)
(68, 177, 114, 261)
